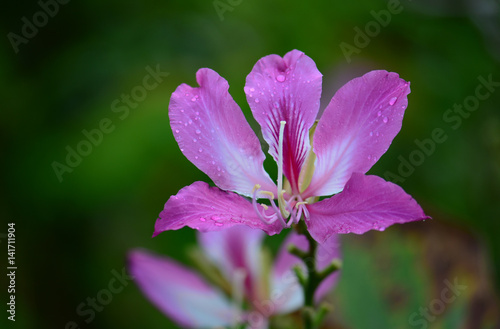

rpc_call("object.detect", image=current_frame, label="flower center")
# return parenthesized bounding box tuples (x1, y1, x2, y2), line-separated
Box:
(251, 121, 310, 228)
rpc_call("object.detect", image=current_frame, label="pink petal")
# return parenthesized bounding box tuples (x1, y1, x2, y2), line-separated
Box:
(271, 232, 341, 313)
(198, 226, 266, 303)
(154, 181, 283, 237)
(128, 249, 238, 328)
(170, 68, 276, 197)
(306, 70, 411, 197)
(306, 173, 429, 243)
(245, 50, 322, 191)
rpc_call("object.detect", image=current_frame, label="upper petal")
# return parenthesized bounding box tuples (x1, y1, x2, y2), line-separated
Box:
(306, 173, 429, 243)
(245, 50, 322, 192)
(306, 70, 411, 197)
(154, 181, 283, 237)
(198, 225, 266, 304)
(170, 68, 276, 196)
(128, 249, 237, 328)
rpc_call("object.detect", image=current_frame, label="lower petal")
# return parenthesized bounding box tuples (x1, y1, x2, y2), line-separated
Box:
(198, 226, 266, 303)
(128, 249, 238, 328)
(306, 173, 429, 243)
(154, 181, 283, 237)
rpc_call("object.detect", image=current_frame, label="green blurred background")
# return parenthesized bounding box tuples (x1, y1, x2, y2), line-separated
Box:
(2, 0, 500, 328)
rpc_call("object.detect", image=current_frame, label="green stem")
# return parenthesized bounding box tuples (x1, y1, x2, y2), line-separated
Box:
(289, 221, 341, 329)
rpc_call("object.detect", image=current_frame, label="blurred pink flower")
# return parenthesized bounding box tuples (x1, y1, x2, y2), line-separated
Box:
(155, 50, 428, 243)
(129, 226, 340, 328)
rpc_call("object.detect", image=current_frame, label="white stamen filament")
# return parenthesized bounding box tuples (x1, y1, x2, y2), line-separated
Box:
(250, 121, 312, 228)
(277, 121, 290, 219)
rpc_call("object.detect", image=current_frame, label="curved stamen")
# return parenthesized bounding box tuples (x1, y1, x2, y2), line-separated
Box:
(251, 184, 286, 227)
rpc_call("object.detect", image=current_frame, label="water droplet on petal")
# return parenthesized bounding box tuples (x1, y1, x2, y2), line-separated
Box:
(383, 117, 388, 123)
(369, 131, 373, 137)
(250, 87, 255, 92)
(255, 98, 260, 103)
(175, 129, 179, 133)
(211, 216, 220, 221)
(389, 97, 397, 105)
(195, 129, 201, 134)
(199, 217, 206, 222)
(211, 161, 216, 165)
(215, 222, 223, 227)
(193, 138, 197, 142)
(368, 155, 372, 160)
(191, 97, 197, 102)
(276, 74, 286, 82)
(217, 166, 221, 172)
(188, 120, 193, 125)
(273, 101, 279, 108)
(377, 111, 382, 117)
(198, 148, 203, 153)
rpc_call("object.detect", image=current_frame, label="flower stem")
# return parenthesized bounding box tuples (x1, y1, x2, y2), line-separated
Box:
(289, 221, 341, 329)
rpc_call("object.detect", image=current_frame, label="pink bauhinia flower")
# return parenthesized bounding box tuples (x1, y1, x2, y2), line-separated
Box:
(128, 226, 340, 328)
(154, 50, 428, 243)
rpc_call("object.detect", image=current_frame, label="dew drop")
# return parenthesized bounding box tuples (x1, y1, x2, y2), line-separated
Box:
(194, 156, 198, 159)
(369, 131, 373, 137)
(276, 74, 286, 82)
(175, 129, 180, 133)
(250, 87, 255, 92)
(211, 216, 221, 221)
(383, 117, 388, 123)
(215, 222, 223, 227)
(199, 217, 206, 222)
(211, 161, 216, 165)
(198, 148, 203, 153)
(368, 155, 372, 160)
(255, 98, 260, 103)
(193, 138, 197, 142)
(188, 120, 193, 125)
(195, 129, 201, 134)
(389, 97, 397, 105)
(191, 97, 197, 102)
(217, 166, 221, 172)
(273, 101, 279, 108)
(377, 111, 382, 117)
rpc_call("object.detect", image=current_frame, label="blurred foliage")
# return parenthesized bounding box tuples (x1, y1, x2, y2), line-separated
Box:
(2, 0, 499, 328)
